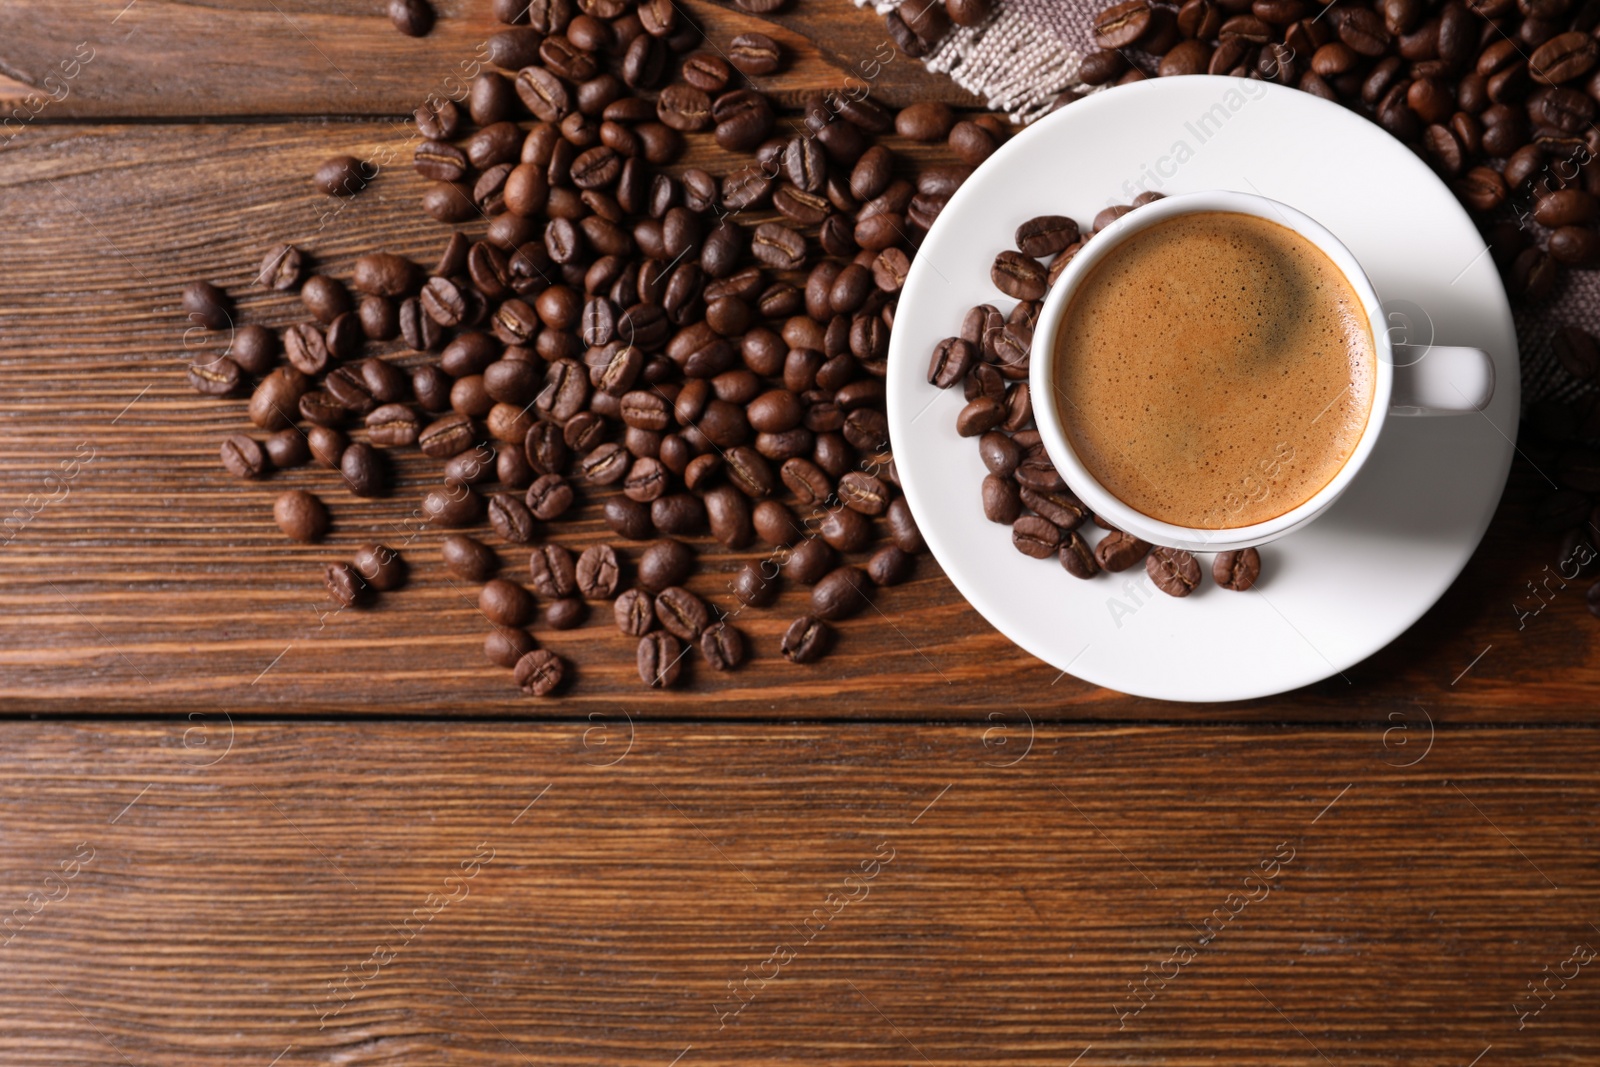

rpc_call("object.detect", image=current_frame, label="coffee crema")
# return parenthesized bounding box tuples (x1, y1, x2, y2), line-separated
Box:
(1052, 210, 1377, 530)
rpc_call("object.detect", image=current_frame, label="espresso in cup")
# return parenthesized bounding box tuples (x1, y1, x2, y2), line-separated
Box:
(1051, 210, 1378, 530)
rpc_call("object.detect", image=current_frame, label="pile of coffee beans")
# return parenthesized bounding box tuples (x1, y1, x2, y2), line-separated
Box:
(927, 199, 1263, 599)
(1079, 0, 1600, 302)
(181, 0, 983, 694)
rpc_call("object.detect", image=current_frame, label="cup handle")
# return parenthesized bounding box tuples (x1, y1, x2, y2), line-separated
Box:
(1389, 344, 1495, 416)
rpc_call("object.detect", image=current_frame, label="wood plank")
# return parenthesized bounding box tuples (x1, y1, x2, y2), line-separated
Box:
(0, 0, 978, 118)
(0, 721, 1595, 1065)
(0, 119, 1593, 717)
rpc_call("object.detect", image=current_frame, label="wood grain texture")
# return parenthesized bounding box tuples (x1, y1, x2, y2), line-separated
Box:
(0, 114, 1593, 716)
(1, 721, 1596, 1066)
(0, 0, 978, 117)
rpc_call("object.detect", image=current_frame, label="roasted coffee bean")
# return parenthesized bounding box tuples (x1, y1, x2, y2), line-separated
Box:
(1550, 225, 1598, 265)
(481, 577, 535, 626)
(1213, 547, 1262, 591)
(274, 489, 329, 543)
(358, 295, 398, 337)
(189, 355, 242, 397)
(732, 560, 780, 607)
(423, 484, 487, 528)
(947, 0, 992, 24)
(948, 120, 999, 164)
(957, 396, 1007, 436)
(657, 83, 713, 131)
(811, 565, 871, 620)
(1455, 166, 1507, 211)
(1014, 455, 1066, 493)
(1094, 530, 1151, 571)
(615, 587, 657, 636)
(1512, 247, 1560, 301)
(1146, 546, 1202, 597)
(443, 534, 498, 582)
(1011, 515, 1062, 558)
(1015, 214, 1081, 257)
(526, 542, 578, 598)
(514, 648, 565, 696)
(1530, 30, 1597, 84)
(1059, 531, 1099, 578)
(400, 296, 444, 350)
(574, 544, 620, 599)
(324, 313, 363, 361)
(785, 537, 836, 585)
(683, 52, 732, 92)
(389, 0, 435, 36)
(713, 90, 774, 151)
(752, 222, 807, 270)
(419, 413, 476, 458)
(884, 496, 923, 552)
(533, 39, 593, 87)
(991, 250, 1048, 300)
(623, 455, 668, 502)
(340, 442, 384, 497)
(928, 336, 978, 389)
(729, 31, 782, 74)
(525, 421, 570, 476)
(257, 244, 304, 291)
(440, 445, 492, 486)
(220, 434, 268, 479)
(818, 505, 872, 551)
(485, 626, 537, 669)
(307, 426, 347, 469)
(866, 544, 914, 586)
(577, 441, 630, 484)
(896, 100, 955, 142)
(487, 28, 544, 70)
(635, 538, 692, 592)
(1535, 188, 1599, 226)
(349, 542, 405, 593)
(724, 445, 775, 498)
(315, 155, 370, 197)
(1021, 487, 1087, 529)
(415, 139, 468, 181)
(979, 476, 1017, 524)
(700, 622, 746, 670)
(654, 585, 711, 640)
(1093, 0, 1153, 47)
(685, 453, 724, 492)
(838, 471, 889, 515)
(283, 323, 330, 376)
(324, 562, 369, 609)
(637, 631, 684, 687)
(519, 474, 572, 524)
(977, 431, 1021, 477)
(263, 428, 309, 469)
(298, 389, 344, 428)
(652, 492, 706, 535)
(780, 615, 833, 663)
(545, 596, 586, 630)
(488, 492, 536, 544)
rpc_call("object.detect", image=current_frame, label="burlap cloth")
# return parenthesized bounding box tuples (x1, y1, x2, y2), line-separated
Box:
(858, 0, 1596, 409)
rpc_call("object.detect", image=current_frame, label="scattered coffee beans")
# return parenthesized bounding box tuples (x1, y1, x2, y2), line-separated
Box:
(928, 197, 1270, 600)
(188, 0, 988, 694)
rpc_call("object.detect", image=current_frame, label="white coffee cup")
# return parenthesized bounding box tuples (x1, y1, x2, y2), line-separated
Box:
(1029, 189, 1496, 554)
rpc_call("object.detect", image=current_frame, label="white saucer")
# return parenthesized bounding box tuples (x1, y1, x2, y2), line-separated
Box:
(886, 76, 1520, 703)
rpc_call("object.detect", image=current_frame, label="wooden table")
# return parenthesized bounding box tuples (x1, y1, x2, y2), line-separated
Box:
(1, 2, 1597, 1063)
